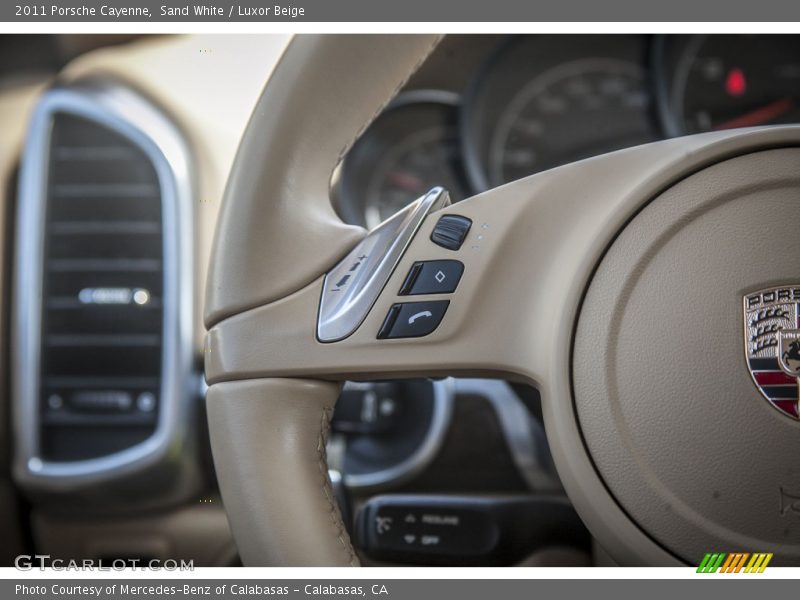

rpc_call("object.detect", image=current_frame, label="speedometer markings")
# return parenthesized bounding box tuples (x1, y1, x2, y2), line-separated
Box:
(488, 55, 655, 186)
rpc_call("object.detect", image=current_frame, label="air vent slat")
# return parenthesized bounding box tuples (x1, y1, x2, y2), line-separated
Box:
(48, 234, 161, 260)
(47, 296, 162, 309)
(52, 183, 159, 198)
(50, 221, 161, 235)
(46, 346, 161, 378)
(44, 376, 161, 389)
(46, 272, 163, 296)
(46, 334, 161, 347)
(47, 198, 162, 223)
(53, 145, 140, 161)
(48, 258, 161, 272)
(45, 306, 161, 337)
(43, 413, 157, 427)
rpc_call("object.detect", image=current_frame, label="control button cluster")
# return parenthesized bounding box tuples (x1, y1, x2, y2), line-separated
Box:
(355, 494, 591, 566)
(377, 214, 472, 340)
(317, 188, 451, 343)
(357, 500, 495, 561)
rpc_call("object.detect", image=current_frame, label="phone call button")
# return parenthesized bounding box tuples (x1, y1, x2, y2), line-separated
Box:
(377, 301, 450, 339)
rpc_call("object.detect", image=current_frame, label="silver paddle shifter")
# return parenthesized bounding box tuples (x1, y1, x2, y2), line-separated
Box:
(317, 187, 451, 342)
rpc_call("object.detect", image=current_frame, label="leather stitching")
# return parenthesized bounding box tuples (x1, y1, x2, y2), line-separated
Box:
(317, 404, 359, 566)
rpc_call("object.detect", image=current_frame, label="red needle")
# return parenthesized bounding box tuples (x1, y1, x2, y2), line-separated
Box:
(713, 98, 795, 130)
(387, 170, 426, 193)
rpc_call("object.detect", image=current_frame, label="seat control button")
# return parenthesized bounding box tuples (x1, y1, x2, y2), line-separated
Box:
(377, 301, 449, 339)
(399, 260, 464, 295)
(431, 215, 472, 250)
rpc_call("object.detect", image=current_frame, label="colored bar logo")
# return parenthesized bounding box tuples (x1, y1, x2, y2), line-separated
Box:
(697, 553, 773, 573)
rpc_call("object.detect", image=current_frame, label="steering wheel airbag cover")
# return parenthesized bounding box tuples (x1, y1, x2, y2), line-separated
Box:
(574, 148, 800, 565)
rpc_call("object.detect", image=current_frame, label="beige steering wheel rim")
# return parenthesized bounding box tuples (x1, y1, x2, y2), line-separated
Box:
(205, 35, 800, 566)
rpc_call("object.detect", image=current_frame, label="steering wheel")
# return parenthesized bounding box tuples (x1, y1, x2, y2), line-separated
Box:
(203, 35, 800, 566)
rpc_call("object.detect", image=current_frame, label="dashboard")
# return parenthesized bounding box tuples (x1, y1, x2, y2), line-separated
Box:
(335, 34, 800, 227)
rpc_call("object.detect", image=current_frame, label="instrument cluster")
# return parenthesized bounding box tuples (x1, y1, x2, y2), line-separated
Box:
(335, 34, 800, 226)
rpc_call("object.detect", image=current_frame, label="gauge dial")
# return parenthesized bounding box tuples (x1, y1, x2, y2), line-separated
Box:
(658, 35, 800, 135)
(462, 36, 658, 190)
(490, 59, 652, 186)
(336, 92, 470, 229)
(363, 126, 465, 228)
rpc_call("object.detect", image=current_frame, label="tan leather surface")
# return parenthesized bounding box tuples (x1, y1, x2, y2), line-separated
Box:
(207, 378, 356, 566)
(204, 34, 442, 327)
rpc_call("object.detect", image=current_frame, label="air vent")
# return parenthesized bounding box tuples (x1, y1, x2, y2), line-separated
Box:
(39, 113, 163, 460)
(14, 83, 194, 488)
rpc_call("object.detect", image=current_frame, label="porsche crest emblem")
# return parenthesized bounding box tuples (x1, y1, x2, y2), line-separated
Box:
(744, 286, 800, 419)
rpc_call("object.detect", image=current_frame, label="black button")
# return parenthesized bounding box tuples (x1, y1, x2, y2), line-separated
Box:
(399, 260, 464, 295)
(377, 301, 449, 339)
(431, 215, 472, 251)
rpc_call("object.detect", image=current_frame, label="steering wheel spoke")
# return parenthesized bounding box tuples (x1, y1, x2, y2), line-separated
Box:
(207, 126, 799, 387)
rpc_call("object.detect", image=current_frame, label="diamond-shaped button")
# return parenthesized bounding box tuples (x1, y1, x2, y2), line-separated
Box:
(399, 260, 463, 295)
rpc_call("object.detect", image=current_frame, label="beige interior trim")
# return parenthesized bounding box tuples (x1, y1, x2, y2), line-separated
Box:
(207, 378, 355, 566)
(33, 501, 237, 566)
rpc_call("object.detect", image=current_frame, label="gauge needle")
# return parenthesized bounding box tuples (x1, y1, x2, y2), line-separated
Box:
(386, 170, 427, 193)
(713, 98, 795, 131)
